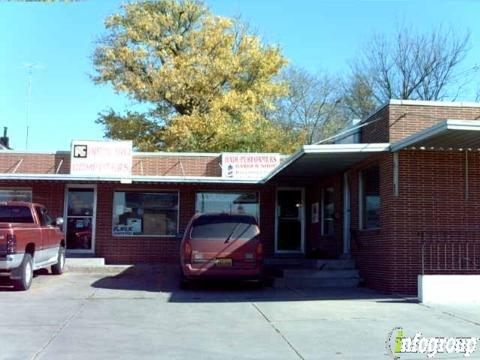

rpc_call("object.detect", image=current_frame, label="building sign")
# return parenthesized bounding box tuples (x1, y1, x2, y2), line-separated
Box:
(70, 140, 132, 177)
(221, 153, 281, 180)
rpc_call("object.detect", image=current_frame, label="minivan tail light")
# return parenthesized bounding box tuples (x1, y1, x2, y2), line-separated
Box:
(6, 234, 16, 254)
(184, 241, 192, 261)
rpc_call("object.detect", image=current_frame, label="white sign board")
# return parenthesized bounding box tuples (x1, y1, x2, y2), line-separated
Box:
(70, 140, 132, 177)
(221, 153, 281, 180)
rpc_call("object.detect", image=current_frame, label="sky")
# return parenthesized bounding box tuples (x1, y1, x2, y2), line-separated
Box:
(0, 0, 479, 151)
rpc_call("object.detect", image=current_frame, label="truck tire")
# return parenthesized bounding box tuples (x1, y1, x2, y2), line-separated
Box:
(12, 253, 33, 291)
(51, 246, 65, 275)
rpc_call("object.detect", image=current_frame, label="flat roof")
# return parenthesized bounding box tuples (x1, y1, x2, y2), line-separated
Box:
(263, 143, 390, 182)
(391, 120, 480, 151)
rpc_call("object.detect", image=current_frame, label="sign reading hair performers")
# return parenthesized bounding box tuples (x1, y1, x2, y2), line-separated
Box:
(222, 153, 281, 180)
(70, 140, 132, 177)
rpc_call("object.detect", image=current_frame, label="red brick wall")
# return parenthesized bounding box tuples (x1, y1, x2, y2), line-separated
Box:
(132, 155, 221, 176)
(0, 153, 70, 174)
(95, 183, 274, 264)
(348, 153, 397, 293)
(0, 181, 274, 264)
(389, 104, 480, 143)
(0, 152, 220, 177)
(0, 181, 65, 217)
(361, 104, 390, 143)
(306, 175, 343, 258)
(360, 102, 480, 144)
(390, 150, 480, 294)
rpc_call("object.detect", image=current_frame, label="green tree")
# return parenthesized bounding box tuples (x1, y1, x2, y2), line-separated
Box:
(93, 0, 303, 153)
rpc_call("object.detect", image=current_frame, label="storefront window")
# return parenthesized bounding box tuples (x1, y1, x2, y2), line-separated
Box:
(360, 165, 380, 229)
(322, 187, 335, 236)
(195, 192, 259, 221)
(0, 189, 32, 202)
(112, 192, 178, 236)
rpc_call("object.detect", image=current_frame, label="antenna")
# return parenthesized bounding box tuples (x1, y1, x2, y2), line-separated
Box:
(22, 62, 45, 150)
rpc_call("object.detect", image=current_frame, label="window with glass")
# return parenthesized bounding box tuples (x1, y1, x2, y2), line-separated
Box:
(0, 189, 32, 202)
(360, 165, 380, 229)
(190, 215, 259, 241)
(322, 187, 335, 236)
(0, 206, 34, 223)
(112, 192, 179, 236)
(195, 192, 260, 221)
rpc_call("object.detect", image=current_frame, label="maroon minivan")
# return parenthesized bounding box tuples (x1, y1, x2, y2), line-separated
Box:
(179, 213, 263, 286)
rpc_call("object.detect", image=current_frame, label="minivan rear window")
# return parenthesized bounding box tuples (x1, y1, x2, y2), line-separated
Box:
(0, 206, 34, 223)
(190, 216, 259, 241)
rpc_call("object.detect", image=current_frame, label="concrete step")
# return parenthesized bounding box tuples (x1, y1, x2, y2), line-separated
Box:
(264, 257, 315, 267)
(313, 259, 356, 270)
(264, 258, 356, 270)
(283, 269, 359, 279)
(66, 257, 105, 267)
(274, 276, 360, 288)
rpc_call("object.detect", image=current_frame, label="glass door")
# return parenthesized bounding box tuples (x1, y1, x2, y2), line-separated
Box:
(275, 189, 304, 253)
(65, 187, 96, 253)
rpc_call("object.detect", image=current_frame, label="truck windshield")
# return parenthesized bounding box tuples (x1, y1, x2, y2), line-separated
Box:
(190, 216, 259, 241)
(0, 206, 34, 223)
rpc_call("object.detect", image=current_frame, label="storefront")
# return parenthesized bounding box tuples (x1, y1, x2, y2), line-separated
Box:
(2, 99, 480, 295)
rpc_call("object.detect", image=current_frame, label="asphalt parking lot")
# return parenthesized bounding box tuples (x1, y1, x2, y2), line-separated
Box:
(1, 266, 480, 360)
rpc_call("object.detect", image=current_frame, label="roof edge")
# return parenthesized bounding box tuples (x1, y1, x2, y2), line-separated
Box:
(390, 119, 480, 151)
(0, 173, 261, 184)
(261, 143, 391, 183)
(389, 99, 480, 108)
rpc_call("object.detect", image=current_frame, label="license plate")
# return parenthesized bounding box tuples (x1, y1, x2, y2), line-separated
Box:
(215, 258, 232, 267)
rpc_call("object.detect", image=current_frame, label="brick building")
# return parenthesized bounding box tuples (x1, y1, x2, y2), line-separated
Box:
(2, 99, 480, 295)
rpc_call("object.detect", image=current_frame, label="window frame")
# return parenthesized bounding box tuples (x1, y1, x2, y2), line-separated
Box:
(0, 188, 33, 202)
(111, 190, 180, 238)
(320, 186, 335, 236)
(359, 164, 381, 230)
(194, 191, 261, 224)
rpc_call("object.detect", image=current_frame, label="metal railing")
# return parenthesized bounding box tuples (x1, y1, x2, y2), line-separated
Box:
(420, 231, 480, 275)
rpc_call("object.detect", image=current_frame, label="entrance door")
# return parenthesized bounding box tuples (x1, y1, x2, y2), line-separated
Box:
(64, 186, 96, 253)
(275, 189, 305, 253)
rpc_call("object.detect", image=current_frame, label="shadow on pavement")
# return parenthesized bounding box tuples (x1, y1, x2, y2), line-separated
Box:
(90, 265, 405, 303)
(0, 268, 51, 292)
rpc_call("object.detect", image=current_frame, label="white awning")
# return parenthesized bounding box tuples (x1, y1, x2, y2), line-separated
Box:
(0, 173, 260, 184)
(391, 120, 480, 151)
(262, 143, 391, 182)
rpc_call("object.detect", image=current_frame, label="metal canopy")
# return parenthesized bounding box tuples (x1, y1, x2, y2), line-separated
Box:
(263, 143, 391, 182)
(0, 173, 260, 185)
(391, 120, 480, 151)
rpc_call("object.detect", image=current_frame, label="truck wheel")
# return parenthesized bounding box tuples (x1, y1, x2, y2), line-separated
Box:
(12, 253, 33, 291)
(51, 246, 65, 275)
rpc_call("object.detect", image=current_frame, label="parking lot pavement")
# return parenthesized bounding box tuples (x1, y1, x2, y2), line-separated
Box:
(1, 267, 480, 360)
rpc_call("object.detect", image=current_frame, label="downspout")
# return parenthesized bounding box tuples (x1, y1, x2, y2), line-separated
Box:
(342, 171, 351, 258)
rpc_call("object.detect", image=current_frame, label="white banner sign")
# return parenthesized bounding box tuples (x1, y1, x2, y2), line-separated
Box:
(221, 153, 280, 180)
(70, 140, 132, 177)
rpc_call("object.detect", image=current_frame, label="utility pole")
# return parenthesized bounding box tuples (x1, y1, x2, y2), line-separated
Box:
(23, 63, 44, 151)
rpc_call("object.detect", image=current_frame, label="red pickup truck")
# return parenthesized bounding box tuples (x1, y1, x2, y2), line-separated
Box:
(0, 202, 65, 290)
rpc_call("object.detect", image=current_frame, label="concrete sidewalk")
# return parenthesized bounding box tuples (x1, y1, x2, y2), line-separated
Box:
(0, 267, 479, 360)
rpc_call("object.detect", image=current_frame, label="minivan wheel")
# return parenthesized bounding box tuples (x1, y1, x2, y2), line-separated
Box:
(51, 246, 65, 275)
(12, 253, 33, 291)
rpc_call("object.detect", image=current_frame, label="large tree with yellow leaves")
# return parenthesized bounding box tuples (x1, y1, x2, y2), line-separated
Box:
(93, 0, 304, 153)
